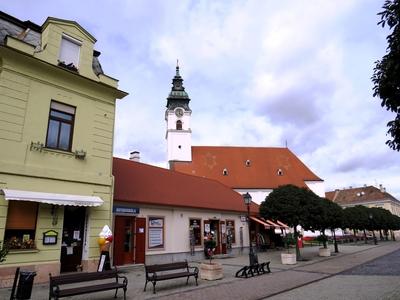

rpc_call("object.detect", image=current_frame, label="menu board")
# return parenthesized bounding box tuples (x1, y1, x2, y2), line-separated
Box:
(148, 217, 164, 248)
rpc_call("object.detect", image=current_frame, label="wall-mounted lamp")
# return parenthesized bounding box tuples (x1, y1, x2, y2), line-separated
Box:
(51, 205, 59, 226)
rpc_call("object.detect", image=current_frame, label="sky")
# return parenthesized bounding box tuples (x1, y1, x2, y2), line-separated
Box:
(3, 0, 400, 198)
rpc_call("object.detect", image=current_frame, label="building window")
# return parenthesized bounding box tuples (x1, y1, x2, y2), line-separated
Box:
(223, 168, 228, 176)
(277, 168, 283, 176)
(148, 217, 164, 249)
(176, 120, 182, 130)
(226, 220, 236, 244)
(46, 101, 76, 151)
(189, 218, 202, 246)
(59, 34, 81, 70)
(4, 201, 38, 249)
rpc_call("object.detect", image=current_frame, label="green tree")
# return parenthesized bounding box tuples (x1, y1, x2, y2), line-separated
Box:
(372, 0, 400, 151)
(0, 241, 9, 263)
(260, 184, 319, 261)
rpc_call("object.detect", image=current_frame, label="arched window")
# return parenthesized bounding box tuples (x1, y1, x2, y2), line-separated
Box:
(176, 120, 182, 130)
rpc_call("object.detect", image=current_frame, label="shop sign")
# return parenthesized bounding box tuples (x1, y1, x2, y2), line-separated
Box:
(113, 206, 139, 214)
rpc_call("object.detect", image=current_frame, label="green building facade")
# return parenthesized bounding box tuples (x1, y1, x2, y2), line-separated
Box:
(0, 12, 127, 286)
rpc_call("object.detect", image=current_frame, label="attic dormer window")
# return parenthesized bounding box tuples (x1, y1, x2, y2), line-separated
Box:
(245, 160, 251, 167)
(277, 168, 283, 176)
(59, 34, 81, 70)
(223, 168, 228, 176)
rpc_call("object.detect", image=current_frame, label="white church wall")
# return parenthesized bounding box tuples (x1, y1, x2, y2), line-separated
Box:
(305, 181, 325, 197)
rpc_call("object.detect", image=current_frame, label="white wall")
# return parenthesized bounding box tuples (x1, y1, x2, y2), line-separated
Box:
(133, 205, 249, 256)
(305, 181, 326, 197)
(166, 110, 192, 162)
(234, 189, 272, 205)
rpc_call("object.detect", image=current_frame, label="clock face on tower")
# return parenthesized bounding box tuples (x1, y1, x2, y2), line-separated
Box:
(175, 108, 184, 117)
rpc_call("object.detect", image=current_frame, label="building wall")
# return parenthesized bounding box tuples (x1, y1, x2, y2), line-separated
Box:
(234, 189, 272, 205)
(0, 18, 123, 286)
(305, 181, 325, 198)
(113, 202, 250, 264)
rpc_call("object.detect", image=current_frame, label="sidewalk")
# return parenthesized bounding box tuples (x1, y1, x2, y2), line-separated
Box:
(2, 241, 399, 300)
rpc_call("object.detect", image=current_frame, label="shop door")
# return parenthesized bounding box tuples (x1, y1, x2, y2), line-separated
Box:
(114, 216, 135, 266)
(209, 220, 220, 254)
(135, 217, 146, 264)
(60, 206, 86, 273)
(220, 220, 227, 254)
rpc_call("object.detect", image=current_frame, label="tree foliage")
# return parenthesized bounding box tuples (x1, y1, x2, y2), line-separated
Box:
(372, 0, 400, 151)
(260, 184, 319, 259)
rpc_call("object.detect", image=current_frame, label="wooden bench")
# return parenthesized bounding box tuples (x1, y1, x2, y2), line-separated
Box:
(49, 268, 128, 300)
(144, 261, 198, 294)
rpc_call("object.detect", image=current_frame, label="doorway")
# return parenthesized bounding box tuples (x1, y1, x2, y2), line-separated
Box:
(205, 219, 227, 254)
(60, 206, 86, 273)
(114, 216, 146, 265)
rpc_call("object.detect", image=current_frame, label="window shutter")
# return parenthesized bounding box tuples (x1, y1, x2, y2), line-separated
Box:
(6, 201, 38, 230)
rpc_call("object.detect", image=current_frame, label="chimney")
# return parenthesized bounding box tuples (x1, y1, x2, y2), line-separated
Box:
(379, 184, 384, 192)
(129, 151, 140, 162)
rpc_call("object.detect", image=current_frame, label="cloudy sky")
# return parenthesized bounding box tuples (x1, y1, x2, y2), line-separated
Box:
(3, 0, 400, 198)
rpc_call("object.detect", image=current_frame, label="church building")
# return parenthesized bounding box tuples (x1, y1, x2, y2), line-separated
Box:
(165, 65, 325, 204)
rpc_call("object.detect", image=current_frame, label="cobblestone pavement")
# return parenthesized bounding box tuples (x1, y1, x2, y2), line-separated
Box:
(268, 248, 400, 300)
(1, 241, 400, 300)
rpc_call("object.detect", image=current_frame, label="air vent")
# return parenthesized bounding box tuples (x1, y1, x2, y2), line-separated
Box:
(277, 168, 283, 176)
(223, 168, 228, 176)
(245, 160, 251, 167)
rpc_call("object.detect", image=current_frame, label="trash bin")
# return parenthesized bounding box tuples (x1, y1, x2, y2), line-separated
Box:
(15, 271, 36, 300)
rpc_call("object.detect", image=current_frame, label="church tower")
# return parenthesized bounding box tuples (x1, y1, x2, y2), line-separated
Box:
(165, 63, 192, 164)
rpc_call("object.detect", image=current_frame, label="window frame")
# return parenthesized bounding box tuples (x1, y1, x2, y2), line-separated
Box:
(176, 120, 183, 130)
(147, 216, 165, 250)
(45, 100, 76, 152)
(4, 201, 39, 250)
(59, 34, 82, 69)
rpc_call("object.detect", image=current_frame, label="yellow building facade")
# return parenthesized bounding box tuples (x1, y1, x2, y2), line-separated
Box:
(0, 12, 127, 286)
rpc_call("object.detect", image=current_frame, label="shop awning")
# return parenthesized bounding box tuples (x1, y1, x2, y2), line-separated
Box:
(249, 216, 271, 229)
(1, 189, 103, 207)
(276, 220, 289, 229)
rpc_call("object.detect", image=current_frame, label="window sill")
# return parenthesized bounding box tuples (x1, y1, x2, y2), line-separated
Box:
(8, 249, 39, 254)
(43, 147, 74, 156)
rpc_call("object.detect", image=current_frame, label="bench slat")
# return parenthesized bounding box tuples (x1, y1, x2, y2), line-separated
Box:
(51, 270, 117, 285)
(57, 282, 125, 297)
(145, 262, 188, 273)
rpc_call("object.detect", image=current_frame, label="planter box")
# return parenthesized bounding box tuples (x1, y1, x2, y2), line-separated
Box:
(319, 247, 331, 257)
(200, 262, 223, 280)
(281, 253, 297, 265)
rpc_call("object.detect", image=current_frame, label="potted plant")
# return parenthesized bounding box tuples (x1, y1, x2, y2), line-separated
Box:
(0, 241, 9, 263)
(200, 235, 223, 280)
(280, 233, 297, 265)
(316, 234, 331, 257)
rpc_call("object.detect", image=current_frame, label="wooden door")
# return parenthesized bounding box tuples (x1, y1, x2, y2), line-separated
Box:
(113, 216, 135, 266)
(60, 206, 86, 273)
(135, 217, 146, 264)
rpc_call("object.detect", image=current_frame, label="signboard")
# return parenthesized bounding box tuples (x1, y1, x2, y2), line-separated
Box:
(43, 230, 58, 245)
(113, 206, 139, 214)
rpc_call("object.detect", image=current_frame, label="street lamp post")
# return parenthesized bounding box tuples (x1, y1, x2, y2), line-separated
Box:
(369, 214, 378, 245)
(243, 192, 257, 265)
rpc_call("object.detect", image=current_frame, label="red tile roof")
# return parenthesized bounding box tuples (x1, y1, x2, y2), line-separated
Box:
(326, 186, 399, 205)
(171, 146, 322, 189)
(113, 157, 259, 213)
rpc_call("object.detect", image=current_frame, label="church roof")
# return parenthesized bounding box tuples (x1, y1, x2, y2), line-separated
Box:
(326, 186, 399, 206)
(166, 64, 191, 110)
(170, 146, 322, 189)
(113, 157, 259, 213)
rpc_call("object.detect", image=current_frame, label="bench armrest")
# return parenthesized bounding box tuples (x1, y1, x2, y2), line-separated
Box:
(188, 266, 199, 275)
(117, 274, 128, 286)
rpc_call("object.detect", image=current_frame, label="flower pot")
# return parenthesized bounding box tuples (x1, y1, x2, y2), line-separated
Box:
(200, 262, 223, 280)
(281, 253, 297, 265)
(319, 247, 331, 257)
